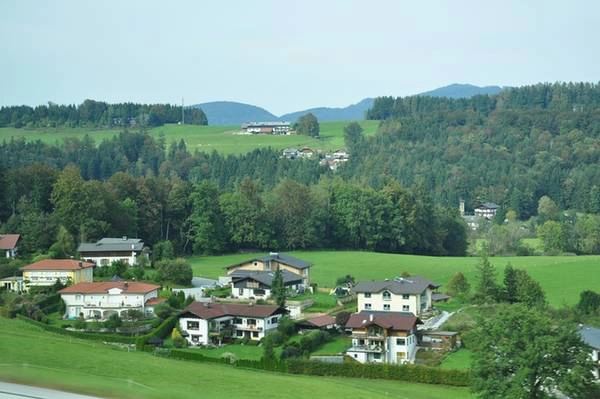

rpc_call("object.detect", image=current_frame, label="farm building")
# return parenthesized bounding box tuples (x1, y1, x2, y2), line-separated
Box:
(241, 122, 291, 135)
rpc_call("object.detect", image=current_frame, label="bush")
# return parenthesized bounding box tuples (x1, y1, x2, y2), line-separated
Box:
(277, 317, 296, 337)
(73, 316, 86, 330)
(104, 313, 123, 330)
(155, 258, 192, 285)
(135, 315, 179, 350)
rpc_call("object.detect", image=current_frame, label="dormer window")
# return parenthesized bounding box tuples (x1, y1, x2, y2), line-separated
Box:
(364, 293, 371, 298)
(382, 291, 391, 301)
(402, 294, 410, 300)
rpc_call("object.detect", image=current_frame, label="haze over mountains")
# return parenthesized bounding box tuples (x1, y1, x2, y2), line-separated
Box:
(192, 83, 504, 125)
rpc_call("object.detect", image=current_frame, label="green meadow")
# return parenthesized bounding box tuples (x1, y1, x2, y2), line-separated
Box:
(0, 120, 380, 155)
(0, 318, 472, 399)
(189, 251, 600, 307)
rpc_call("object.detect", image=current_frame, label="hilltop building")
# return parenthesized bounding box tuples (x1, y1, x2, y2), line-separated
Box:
(241, 122, 291, 135)
(78, 237, 147, 267)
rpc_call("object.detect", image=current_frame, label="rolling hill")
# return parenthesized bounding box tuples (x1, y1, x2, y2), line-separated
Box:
(278, 98, 374, 122)
(191, 101, 277, 125)
(418, 83, 503, 98)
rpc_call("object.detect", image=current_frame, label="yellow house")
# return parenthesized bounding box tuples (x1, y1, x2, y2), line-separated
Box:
(225, 252, 312, 285)
(21, 259, 94, 289)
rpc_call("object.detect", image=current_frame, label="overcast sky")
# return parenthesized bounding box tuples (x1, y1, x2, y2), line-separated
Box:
(1, 0, 598, 115)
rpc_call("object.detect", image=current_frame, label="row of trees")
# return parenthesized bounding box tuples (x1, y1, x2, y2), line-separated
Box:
(0, 164, 467, 257)
(0, 99, 207, 128)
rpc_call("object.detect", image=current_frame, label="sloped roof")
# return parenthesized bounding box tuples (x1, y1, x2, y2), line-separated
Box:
(59, 281, 160, 294)
(304, 315, 336, 328)
(226, 252, 312, 270)
(145, 297, 167, 306)
(345, 311, 421, 331)
(353, 276, 440, 295)
(579, 325, 600, 350)
(476, 202, 499, 210)
(230, 270, 303, 287)
(78, 237, 144, 253)
(0, 234, 20, 250)
(21, 259, 94, 271)
(181, 302, 284, 320)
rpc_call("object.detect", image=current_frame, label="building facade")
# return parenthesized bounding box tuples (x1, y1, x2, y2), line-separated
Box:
(579, 325, 600, 379)
(0, 234, 20, 258)
(78, 237, 146, 266)
(59, 281, 161, 320)
(474, 202, 499, 220)
(353, 276, 440, 316)
(241, 122, 291, 135)
(230, 270, 304, 300)
(225, 252, 312, 286)
(345, 311, 421, 365)
(178, 302, 285, 346)
(20, 259, 94, 290)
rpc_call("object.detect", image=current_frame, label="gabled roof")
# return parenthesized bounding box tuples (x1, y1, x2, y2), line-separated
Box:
(303, 315, 336, 328)
(345, 311, 421, 331)
(59, 281, 160, 294)
(579, 325, 600, 350)
(476, 202, 499, 210)
(78, 237, 144, 253)
(181, 302, 284, 320)
(230, 270, 303, 287)
(226, 252, 312, 270)
(0, 234, 20, 250)
(352, 276, 440, 295)
(21, 259, 94, 271)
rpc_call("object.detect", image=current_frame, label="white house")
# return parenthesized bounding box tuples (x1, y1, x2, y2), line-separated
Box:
(579, 325, 600, 379)
(225, 252, 312, 286)
(20, 259, 94, 290)
(474, 202, 499, 220)
(178, 302, 286, 346)
(345, 311, 421, 364)
(0, 234, 20, 258)
(59, 281, 162, 320)
(353, 276, 440, 316)
(230, 270, 304, 300)
(78, 237, 146, 266)
(0, 276, 25, 292)
(242, 122, 291, 135)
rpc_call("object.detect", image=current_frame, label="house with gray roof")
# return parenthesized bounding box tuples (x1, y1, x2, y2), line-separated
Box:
(579, 325, 600, 379)
(474, 202, 500, 220)
(78, 237, 147, 267)
(230, 270, 305, 300)
(353, 276, 440, 316)
(225, 252, 312, 285)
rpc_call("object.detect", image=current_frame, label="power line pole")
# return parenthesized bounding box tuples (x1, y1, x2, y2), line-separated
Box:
(181, 97, 185, 125)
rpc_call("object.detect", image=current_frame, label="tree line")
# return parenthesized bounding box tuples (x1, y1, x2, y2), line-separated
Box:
(0, 99, 207, 128)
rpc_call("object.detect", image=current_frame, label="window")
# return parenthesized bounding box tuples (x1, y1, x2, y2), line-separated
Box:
(237, 330, 243, 337)
(100, 259, 109, 266)
(402, 294, 410, 299)
(382, 291, 391, 301)
(247, 281, 260, 289)
(373, 353, 381, 360)
(252, 331, 259, 338)
(187, 320, 200, 331)
(363, 293, 371, 298)
(238, 288, 243, 296)
(402, 305, 410, 311)
(383, 304, 390, 311)
(358, 339, 365, 345)
(396, 338, 406, 345)
(191, 335, 200, 342)
(354, 354, 358, 358)
(364, 303, 372, 310)
(233, 317, 242, 324)
(247, 318, 256, 325)
(270, 316, 278, 324)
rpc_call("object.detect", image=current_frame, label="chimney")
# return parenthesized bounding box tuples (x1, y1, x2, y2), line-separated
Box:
(459, 199, 465, 217)
(369, 314, 374, 322)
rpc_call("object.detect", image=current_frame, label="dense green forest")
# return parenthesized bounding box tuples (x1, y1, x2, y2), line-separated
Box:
(0, 99, 207, 128)
(358, 82, 600, 217)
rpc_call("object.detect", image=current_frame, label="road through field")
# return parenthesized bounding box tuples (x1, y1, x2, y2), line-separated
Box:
(0, 381, 102, 399)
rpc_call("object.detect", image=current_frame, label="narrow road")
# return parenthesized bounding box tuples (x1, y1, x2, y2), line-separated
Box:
(0, 381, 102, 399)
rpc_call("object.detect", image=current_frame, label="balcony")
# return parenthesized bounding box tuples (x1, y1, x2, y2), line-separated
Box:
(237, 324, 263, 332)
(348, 345, 384, 353)
(351, 331, 385, 340)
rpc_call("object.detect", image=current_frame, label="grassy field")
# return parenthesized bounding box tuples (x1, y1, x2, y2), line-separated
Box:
(312, 336, 352, 355)
(292, 291, 338, 312)
(189, 251, 600, 307)
(177, 343, 264, 361)
(0, 318, 471, 399)
(0, 120, 380, 155)
(439, 349, 472, 370)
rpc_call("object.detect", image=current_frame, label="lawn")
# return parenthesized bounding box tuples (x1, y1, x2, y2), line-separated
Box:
(312, 335, 352, 355)
(0, 317, 472, 399)
(189, 251, 600, 307)
(0, 120, 380, 155)
(291, 290, 338, 312)
(177, 343, 264, 361)
(440, 349, 473, 371)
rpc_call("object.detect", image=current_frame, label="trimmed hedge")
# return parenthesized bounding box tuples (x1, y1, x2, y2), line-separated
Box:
(16, 315, 136, 344)
(169, 349, 469, 386)
(135, 315, 178, 350)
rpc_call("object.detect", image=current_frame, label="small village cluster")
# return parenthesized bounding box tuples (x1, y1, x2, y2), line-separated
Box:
(1, 233, 599, 376)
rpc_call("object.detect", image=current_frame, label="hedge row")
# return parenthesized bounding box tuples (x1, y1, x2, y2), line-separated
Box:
(16, 315, 136, 344)
(169, 349, 469, 387)
(135, 315, 178, 350)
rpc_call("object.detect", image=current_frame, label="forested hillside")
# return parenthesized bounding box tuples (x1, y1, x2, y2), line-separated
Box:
(357, 82, 600, 218)
(0, 99, 207, 128)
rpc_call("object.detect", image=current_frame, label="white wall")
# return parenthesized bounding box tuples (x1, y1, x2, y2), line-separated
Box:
(62, 289, 158, 319)
(357, 289, 432, 316)
(83, 253, 139, 267)
(230, 287, 272, 300)
(179, 317, 210, 346)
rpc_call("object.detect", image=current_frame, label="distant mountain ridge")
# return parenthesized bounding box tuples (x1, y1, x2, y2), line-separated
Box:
(418, 83, 503, 98)
(191, 84, 502, 125)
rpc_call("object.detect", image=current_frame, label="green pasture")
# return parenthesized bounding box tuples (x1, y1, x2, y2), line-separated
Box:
(0, 318, 471, 399)
(0, 120, 380, 155)
(439, 349, 472, 370)
(189, 251, 600, 307)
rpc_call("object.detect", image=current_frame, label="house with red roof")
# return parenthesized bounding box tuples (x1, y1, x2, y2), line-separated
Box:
(178, 302, 286, 345)
(59, 281, 162, 320)
(0, 234, 20, 258)
(345, 311, 421, 365)
(21, 259, 94, 290)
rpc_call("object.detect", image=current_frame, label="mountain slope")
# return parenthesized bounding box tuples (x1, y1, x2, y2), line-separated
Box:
(279, 98, 374, 122)
(419, 83, 502, 98)
(190, 101, 277, 125)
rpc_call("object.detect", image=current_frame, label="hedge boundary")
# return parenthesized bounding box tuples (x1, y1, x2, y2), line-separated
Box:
(169, 349, 469, 387)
